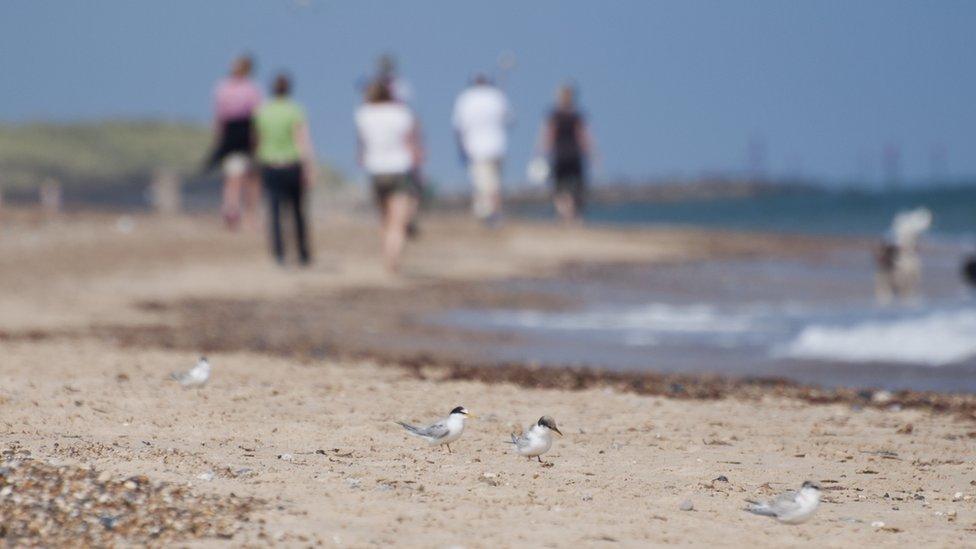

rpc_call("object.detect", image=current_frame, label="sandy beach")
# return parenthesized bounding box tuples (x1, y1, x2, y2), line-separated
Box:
(2, 209, 975, 547)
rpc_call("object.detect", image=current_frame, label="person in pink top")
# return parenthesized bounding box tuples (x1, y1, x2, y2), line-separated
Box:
(208, 55, 262, 230)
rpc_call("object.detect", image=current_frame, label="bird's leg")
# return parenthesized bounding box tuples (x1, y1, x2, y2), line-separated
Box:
(537, 456, 543, 463)
(446, 443, 452, 454)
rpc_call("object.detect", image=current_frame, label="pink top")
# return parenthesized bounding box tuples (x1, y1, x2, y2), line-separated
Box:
(213, 77, 262, 122)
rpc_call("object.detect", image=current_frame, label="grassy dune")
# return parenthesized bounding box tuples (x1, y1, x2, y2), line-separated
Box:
(0, 121, 211, 190)
(0, 121, 344, 191)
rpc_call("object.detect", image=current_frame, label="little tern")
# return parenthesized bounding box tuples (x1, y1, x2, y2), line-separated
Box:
(171, 356, 211, 388)
(396, 406, 470, 453)
(745, 481, 822, 524)
(508, 416, 562, 464)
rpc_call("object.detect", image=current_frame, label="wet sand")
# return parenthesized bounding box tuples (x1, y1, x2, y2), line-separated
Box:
(1, 209, 975, 546)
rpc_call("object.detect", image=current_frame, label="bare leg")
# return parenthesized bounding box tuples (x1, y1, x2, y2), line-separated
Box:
(382, 193, 414, 273)
(554, 192, 576, 223)
(222, 174, 244, 230)
(490, 185, 502, 222)
(241, 171, 262, 232)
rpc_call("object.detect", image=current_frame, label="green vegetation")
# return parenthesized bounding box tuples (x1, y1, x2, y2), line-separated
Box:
(0, 120, 344, 190)
(0, 121, 211, 190)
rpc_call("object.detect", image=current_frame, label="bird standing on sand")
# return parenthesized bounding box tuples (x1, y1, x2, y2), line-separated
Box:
(396, 406, 470, 453)
(171, 356, 211, 388)
(745, 481, 821, 524)
(508, 416, 562, 464)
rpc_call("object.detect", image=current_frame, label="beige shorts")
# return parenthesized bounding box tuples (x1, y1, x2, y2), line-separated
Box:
(469, 160, 502, 219)
(222, 152, 252, 178)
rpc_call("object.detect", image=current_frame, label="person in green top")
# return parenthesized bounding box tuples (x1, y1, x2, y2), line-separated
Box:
(255, 73, 317, 266)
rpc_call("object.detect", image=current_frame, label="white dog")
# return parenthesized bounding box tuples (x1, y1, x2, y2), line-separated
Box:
(875, 207, 931, 304)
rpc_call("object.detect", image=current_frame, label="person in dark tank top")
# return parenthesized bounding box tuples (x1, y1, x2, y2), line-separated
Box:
(538, 84, 596, 223)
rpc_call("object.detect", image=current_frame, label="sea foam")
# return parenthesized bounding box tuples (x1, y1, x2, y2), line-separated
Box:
(780, 309, 976, 366)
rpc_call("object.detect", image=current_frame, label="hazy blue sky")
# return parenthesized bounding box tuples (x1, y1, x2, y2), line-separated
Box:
(2, 1, 974, 188)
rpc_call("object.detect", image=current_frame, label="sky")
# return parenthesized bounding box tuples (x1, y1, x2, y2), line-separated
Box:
(2, 1, 975, 189)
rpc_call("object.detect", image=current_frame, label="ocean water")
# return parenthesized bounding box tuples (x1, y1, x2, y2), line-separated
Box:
(514, 184, 976, 238)
(442, 186, 976, 392)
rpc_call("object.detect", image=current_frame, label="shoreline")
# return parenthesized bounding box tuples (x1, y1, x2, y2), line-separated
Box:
(1, 208, 974, 412)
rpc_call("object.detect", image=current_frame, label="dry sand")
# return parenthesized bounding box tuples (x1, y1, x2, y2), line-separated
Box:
(1, 210, 974, 547)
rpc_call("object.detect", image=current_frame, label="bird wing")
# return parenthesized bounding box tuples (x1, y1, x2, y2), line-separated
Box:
(398, 420, 449, 440)
(746, 491, 799, 517)
(767, 491, 802, 516)
(512, 431, 533, 450)
(745, 502, 777, 517)
(418, 420, 451, 440)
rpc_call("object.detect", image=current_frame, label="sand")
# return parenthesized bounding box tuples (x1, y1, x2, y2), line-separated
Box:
(1, 209, 974, 547)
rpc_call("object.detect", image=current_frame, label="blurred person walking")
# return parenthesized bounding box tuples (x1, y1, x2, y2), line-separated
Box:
(538, 84, 595, 223)
(208, 55, 262, 230)
(452, 75, 511, 225)
(355, 82, 424, 273)
(255, 73, 317, 266)
(364, 53, 422, 238)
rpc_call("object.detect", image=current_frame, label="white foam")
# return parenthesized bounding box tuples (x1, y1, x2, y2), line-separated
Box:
(487, 303, 764, 335)
(780, 309, 976, 366)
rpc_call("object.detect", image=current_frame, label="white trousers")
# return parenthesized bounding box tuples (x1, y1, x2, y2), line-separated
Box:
(469, 159, 502, 219)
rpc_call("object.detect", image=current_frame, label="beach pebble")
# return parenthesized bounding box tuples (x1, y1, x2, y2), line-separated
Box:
(952, 492, 963, 501)
(99, 515, 118, 530)
(713, 475, 729, 483)
(196, 471, 214, 482)
(871, 521, 885, 528)
(277, 453, 293, 461)
(679, 499, 694, 511)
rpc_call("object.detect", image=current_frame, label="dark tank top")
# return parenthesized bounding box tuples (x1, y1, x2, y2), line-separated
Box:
(551, 109, 583, 163)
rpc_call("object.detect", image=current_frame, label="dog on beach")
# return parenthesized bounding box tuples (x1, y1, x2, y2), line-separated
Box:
(875, 207, 931, 305)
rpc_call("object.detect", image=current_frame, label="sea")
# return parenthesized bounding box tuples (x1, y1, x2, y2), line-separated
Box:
(443, 184, 976, 393)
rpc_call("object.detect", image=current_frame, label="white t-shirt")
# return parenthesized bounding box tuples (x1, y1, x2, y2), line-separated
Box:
(355, 103, 416, 175)
(452, 85, 510, 162)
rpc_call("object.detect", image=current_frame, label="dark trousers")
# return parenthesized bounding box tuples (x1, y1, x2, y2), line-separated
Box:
(262, 164, 309, 264)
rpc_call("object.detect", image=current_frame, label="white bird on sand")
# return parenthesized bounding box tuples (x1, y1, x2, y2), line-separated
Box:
(745, 481, 822, 524)
(396, 406, 471, 453)
(171, 356, 211, 388)
(507, 416, 562, 464)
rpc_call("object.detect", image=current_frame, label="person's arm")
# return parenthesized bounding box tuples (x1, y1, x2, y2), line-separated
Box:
(452, 98, 469, 166)
(576, 119, 593, 156)
(248, 85, 262, 153)
(408, 117, 425, 171)
(576, 118, 602, 171)
(356, 133, 365, 169)
(294, 119, 317, 188)
(454, 129, 468, 166)
(211, 85, 224, 141)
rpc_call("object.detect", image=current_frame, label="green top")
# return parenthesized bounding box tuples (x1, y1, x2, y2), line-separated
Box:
(255, 98, 306, 164)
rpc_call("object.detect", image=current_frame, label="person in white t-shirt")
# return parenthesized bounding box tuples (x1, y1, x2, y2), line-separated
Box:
(355, 82, 424, 273)
(452, 75, 511, 224)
